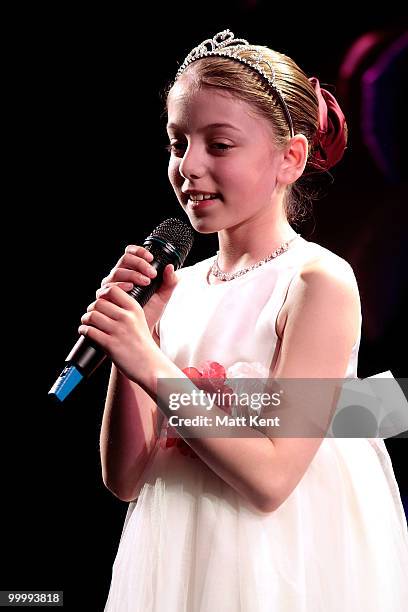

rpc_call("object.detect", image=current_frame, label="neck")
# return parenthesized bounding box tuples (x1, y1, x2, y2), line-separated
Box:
(216, 214, 298, 273)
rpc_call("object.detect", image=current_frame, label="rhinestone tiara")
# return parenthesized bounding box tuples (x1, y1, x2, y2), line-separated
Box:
(175, 29, 295, 138)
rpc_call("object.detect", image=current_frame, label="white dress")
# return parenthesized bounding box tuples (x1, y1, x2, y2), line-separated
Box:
(104, 237, 408, 611)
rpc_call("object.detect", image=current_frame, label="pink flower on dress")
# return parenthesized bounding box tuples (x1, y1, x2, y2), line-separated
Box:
(187, 361, 235, 411)
(160, 360, 234, 457)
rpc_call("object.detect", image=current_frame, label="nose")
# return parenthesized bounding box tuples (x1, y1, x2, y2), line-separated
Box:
(179, 143, 205, 180)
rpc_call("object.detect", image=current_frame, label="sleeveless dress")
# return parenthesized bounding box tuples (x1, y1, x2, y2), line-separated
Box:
(104, 237, 408, 611)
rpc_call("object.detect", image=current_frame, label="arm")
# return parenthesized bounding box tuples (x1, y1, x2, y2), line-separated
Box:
(146, 256, 361, 512)
(265, 256, 361, 509)
(95, 242, 179, 502)
(100, 328, 161, 502)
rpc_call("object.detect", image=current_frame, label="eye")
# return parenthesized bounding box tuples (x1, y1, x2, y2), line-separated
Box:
(164, 141, 233, 156)
(165, 142, 186, 155)
(211, 143, 232, 151)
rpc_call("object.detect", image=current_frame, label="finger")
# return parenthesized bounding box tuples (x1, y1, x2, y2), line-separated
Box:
(80, 310, 116, 334)
(124, 245, 154, 261)
(104, 246, 155, 284)
(116, 253, 158, 278)
(167, 263, 177, 278)
(162, 264, 178, 287)
(78, 324, 110, 348)
(97, 285, 143, 312)
(87, 296, 127, 320)
(96, 282, 133, 298)
(101, 267, 153, 287)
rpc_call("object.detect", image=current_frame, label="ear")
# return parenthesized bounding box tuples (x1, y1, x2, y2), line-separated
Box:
(277, 134, 308, 185)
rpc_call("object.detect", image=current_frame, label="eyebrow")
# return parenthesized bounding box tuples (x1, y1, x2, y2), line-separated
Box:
(166, 122, 242, 133)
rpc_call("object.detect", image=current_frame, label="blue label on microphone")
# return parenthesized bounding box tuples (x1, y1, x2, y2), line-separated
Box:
(48, 365, 83, 402)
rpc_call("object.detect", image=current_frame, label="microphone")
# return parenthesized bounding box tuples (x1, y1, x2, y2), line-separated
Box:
(49, 218, 194, 402)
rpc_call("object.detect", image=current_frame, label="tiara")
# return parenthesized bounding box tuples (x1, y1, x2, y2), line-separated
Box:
(175, 29, 294, 138)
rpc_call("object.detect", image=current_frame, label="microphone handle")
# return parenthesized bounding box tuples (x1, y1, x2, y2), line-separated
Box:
(65, 272, 164, 379)
(49, 213, 196, 403)
(62, 232, 180, 378)
(49, 234, 184, 401)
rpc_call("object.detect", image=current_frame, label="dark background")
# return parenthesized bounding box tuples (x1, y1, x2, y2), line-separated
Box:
(3, 3, 407, 610)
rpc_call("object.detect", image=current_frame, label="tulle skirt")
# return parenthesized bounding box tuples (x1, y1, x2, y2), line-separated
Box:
(104, 437, 408, 611)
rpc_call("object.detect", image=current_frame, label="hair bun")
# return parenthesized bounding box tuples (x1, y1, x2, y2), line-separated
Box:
(308, 77, 348, 170)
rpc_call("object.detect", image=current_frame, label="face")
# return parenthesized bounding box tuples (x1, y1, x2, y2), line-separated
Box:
(166, 79, 284, 233)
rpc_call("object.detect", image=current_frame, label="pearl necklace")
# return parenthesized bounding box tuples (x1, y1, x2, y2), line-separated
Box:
(210, 234, 301, 282)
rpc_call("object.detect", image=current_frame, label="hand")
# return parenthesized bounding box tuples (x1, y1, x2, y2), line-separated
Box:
(79, 285, 162, 387)
(98, 245, 179, 332)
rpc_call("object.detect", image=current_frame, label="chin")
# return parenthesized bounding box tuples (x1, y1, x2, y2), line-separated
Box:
(181, 207, 229, 234)
(188, 217, 219, 234)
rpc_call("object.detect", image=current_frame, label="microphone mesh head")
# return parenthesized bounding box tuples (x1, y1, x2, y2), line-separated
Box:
(148, 218, 194, 265)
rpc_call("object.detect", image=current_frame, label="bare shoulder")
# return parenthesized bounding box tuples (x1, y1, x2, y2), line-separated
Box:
(301, 249, 358, 284)
(287, 250, 360, 313)
(274, 249, 361, 379)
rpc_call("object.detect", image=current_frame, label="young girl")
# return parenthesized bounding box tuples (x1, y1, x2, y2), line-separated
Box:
(79, 30, 408, 611)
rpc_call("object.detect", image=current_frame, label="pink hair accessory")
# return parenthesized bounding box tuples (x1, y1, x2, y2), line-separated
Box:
(308, 77, 348, 170)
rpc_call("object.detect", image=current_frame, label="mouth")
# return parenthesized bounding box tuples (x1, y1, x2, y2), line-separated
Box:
(184, 193, 221, 210)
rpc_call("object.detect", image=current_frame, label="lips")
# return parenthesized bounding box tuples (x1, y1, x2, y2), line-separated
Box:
(189, 193, 218, 201)
(183, 191, 219, 198)
(187, 196, 220, 210)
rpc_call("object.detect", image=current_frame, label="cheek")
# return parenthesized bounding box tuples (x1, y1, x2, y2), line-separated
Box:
(168, 158, 181, 188)
(235, 156, 276, 194)
(220, 166, 255, 196)
(216, 164, 244, 189)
